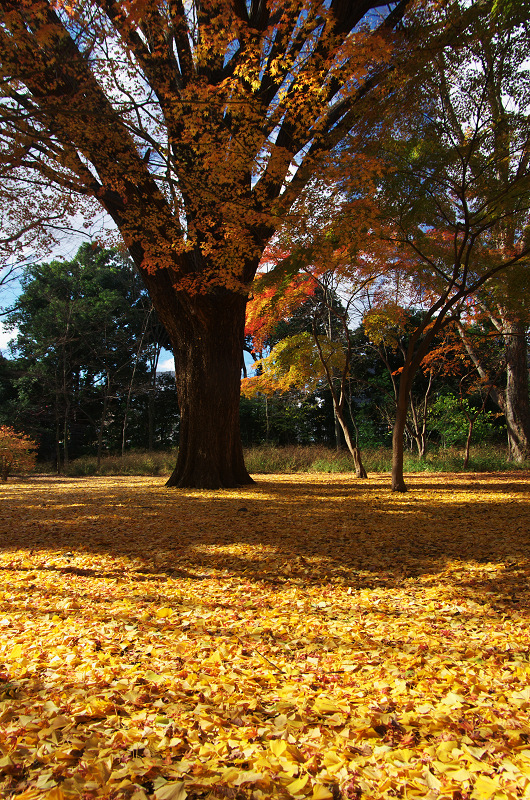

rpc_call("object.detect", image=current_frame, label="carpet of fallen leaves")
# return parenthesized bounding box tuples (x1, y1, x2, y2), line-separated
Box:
(1, 472, 530, 800)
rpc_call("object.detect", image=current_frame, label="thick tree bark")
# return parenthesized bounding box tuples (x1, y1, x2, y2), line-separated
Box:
(164, 290, 253, 489)
(122, 239, 258, 489)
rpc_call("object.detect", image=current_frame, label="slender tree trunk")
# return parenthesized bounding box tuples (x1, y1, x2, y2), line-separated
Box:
(97, 374, 110, 471)
(63, 406, 69, 470)
(334, 410, 344, 452)
(414, 435, 426, 458)
(122, 309, 151, 456)
(332, 402, 367, 477)
(392, 371, 412, 492)
(463, 419, 473, 469)
(264, 395, 270, 442)
(165, 291, 252, 489)
(457, 318, 530, 461)
(55, 414, 62, 475)
(390, 312, 454, 491)
(147, 343, 161, 451)
(377, 342, 411, 490)
(148, 389, 155, 451)
(504, 322, 530, 462)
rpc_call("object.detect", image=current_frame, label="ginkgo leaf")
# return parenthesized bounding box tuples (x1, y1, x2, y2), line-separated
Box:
(287, 774, 310, 794)
(312, 786, 334, 800)
(470, 775, 501, 799)
(153, 782, 187, 800)
(234, 771, 267, 785)
(155, 607, 172, 618)
(314, 697, 347, 715)
(424, 770, 442, 791)
(46, 788, 67, 800)
(270, 740, 288, 758)
(447, 768, 472, 781)
(130, 791, 149, 800)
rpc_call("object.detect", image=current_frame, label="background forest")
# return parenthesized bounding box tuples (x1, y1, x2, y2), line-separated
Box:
(0, 240, 525, 476)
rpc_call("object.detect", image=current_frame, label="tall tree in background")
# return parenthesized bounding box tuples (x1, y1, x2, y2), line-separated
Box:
(456, 290, 530, 462)
(5, 244, 156, 468)
(245, 276, 369, 477)
(357, 4, 530, 490)
(0, 0, 445, 488)
(432, 14, 530, 462)
(266, 0, 530, 491)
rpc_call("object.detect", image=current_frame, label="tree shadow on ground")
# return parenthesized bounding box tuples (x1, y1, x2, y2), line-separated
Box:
(1, 473, 528, 592)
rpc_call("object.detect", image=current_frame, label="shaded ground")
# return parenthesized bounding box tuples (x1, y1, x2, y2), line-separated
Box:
(0, 472, 529, 800)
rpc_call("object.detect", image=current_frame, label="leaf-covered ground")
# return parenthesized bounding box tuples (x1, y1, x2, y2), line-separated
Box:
(1, 473, 530, 800)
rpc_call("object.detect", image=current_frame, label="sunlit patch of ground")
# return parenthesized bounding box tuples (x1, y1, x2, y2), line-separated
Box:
(1, 473, 529, 799)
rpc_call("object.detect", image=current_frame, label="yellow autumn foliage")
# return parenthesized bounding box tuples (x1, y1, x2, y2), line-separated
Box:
(242, 333, 347, 398)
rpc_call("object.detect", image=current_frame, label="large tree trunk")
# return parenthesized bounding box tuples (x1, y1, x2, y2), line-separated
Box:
(165, 291, 253, 489)
(504, 322, 530, 462)
(125, 241, 257, 489)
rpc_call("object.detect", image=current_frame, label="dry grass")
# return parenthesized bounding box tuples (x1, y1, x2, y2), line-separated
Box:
(35, 444, 528, 479)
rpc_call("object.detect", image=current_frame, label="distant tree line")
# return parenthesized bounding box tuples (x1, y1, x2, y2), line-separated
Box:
(0, 243, 525, 472)
(1, 245, 179, 470)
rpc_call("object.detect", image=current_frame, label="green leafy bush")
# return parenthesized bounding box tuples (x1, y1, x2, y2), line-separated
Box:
(431, 394, 499, 448)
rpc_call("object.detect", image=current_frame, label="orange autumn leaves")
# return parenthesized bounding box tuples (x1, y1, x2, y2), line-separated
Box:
(1, 472, 530, 799)
(0, 427, 37, 482)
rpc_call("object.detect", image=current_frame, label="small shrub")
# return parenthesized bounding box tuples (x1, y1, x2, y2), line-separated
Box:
(400, 445, 529, 474)
(463, 446, 522, 472)
(309, 452, 356, 473)
(0, 426, 37, 481)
